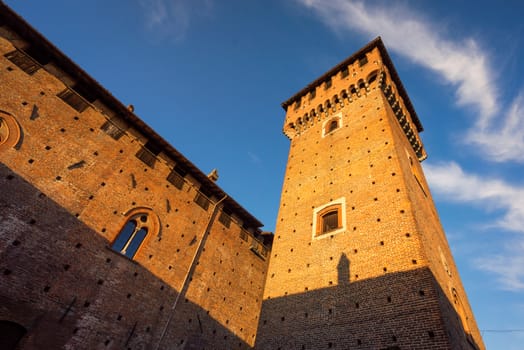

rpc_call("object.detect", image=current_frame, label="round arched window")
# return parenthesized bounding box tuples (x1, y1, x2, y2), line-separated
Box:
(322, 115, 342, 137)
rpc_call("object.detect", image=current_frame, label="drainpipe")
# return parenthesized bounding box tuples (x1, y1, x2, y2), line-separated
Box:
(154, 194, 228, 350)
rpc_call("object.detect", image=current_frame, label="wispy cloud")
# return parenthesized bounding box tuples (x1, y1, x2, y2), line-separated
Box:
(466, 93, 524, 162)
(424, 161, 524, 290)
(295, 0, 524, 163)
(424, 161, 524, 233)
(475, 239, 524, 291)
(139, 0, 213, 42)
(247, 151, 262, 165)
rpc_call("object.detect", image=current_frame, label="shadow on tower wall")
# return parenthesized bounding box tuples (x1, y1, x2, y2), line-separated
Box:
(0, 163, 250, 350)
(255, 253, 482, 350)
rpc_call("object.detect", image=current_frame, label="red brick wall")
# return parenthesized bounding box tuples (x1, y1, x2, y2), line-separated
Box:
(0, 27, 269, 349)
(256, 47, 484, 350)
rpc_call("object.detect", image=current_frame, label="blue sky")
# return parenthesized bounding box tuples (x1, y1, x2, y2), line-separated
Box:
(5, 0, 524, 348)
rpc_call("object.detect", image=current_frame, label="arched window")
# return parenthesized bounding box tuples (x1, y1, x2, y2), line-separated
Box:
(112, 209, 159, 259)
(327, 119, 338, 133)
(322, 115, 342, 137)
(313, 198, 346, 239)
(367, 70, 379, 85)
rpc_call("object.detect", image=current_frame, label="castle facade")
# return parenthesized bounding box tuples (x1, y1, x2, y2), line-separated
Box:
(0, 3, 483, 349)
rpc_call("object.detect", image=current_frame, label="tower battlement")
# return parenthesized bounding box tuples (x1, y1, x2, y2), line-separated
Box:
(256, 38, 484, 350)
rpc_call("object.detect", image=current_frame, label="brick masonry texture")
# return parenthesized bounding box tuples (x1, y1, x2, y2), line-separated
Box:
(255, 44, 485, 349)
(0, 6, 269, 349)
(0, 4, 484, 350)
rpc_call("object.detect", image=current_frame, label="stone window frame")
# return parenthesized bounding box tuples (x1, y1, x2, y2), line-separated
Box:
(312, 197, 346, 240)
(111, 207, 160, 259)
(322, 112, 343, 137)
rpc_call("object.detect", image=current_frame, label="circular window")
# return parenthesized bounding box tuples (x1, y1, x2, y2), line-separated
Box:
(0, 111, 22, 151)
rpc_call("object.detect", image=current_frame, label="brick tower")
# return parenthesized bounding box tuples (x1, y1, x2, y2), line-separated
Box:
(255, 38, 484, 350)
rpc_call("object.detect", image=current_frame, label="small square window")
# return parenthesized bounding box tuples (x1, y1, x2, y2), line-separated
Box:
(341, 67, 349, 78)
(4, 49, 40, 75)
(135, 141, 161, 168)
(218, 210, 231, 228)
(327, 119, 338, 133)
(167, 169, 185, 189)
(57, 88, 89, 112)
(194, 192, 210, 211)
(100, 120, 125, 140)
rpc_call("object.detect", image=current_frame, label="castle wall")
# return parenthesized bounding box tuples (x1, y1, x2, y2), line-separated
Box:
(0, 18, 269, 349)
(380, 59, 484, 349)
(0, 4, 484, 349)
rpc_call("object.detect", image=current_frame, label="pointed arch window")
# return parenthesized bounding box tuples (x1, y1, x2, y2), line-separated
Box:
(111, 209, 159, 259)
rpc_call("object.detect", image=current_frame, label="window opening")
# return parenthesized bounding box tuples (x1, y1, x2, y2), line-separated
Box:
(294, 99, 301, 110)
(309, 89, 316, 100)
(57, 88, 89, 112)
(322, 115, 342, 137)
(135, 140, 161, 168)
(367, 71, 378, 85)
(4, 49, 40, 75)
(341, 67, 349, 78)
(218, 209, 232, 228)
(112, 216, 149, 258)
(322, 210, 339, 233)
(167, 165, 187, 189)
(250, 240, 268, 259)
(194, 189, 211, 211)
(313, 199, 346, 239)
(100, 119, 125, 140)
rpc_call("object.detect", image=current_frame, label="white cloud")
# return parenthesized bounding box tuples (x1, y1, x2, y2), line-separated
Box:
(295, 0, 524, 163)
(466, 93, 524, 162)
(139, 0, 213, 41)
(297, 0, 497, 121)
(475, 239, 524, 291)
(424, 161, 524, 291)
(424, 161, 524, 233)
